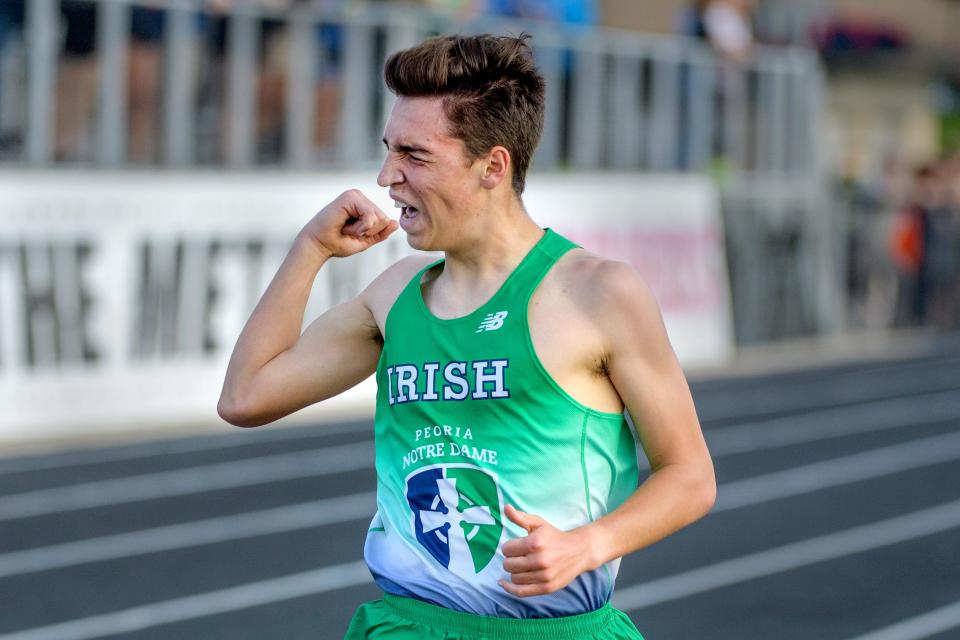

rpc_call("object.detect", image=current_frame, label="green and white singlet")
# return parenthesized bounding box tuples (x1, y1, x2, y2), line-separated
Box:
(364, 228, 641, 618)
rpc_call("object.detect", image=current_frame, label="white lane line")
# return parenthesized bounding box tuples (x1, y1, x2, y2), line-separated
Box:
(0, 420, 371, 476)
(3, 399, 957, 523)
(705, 389, 960, 457)
(6, 496, 960, 640)
(842, 599, 960, 640)
(716, 430, 960, 510)
(6, 426, 960, 577)
(0, 561, 373, 640)
(0, 441, 373, 521)
(613, 497, 960, 611)
(0, 492, 376, 578)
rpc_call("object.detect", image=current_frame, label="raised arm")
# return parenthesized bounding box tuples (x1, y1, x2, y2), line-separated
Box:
(217, 190, 398, 428)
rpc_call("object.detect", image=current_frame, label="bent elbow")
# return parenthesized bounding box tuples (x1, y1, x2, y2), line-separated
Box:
(217, 395, 266, 428)
(698, 468, 718, 516)
(701, 479, 718, 514)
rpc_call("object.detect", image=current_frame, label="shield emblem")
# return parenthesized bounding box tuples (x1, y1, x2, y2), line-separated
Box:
(406, 464, 504, 574)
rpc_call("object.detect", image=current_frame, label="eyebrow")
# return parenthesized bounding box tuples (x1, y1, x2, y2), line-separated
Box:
(382, 138, 431, 155)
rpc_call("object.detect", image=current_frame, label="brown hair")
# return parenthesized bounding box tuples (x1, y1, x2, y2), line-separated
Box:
(383, 33, 545, 195)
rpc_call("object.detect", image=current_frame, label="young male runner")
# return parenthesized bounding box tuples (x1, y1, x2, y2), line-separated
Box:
(219, 33, 716, 639)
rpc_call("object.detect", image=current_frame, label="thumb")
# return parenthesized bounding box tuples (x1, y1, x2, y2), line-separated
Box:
(504, 504, 545, 533)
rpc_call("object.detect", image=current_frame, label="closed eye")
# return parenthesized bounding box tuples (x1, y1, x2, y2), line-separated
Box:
(383, 138, 431, 162)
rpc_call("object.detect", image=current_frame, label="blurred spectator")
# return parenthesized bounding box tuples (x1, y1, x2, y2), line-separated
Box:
(202, 0, 287, 161)
(53, 1, 169, 162)
(56, 0, 99, 161)
(947, 154, 960, 326)
(0, 0, 23, 57)
(679, 0, 755, 169)
(304, 0, 346, 154)
(692, 0, 754, 63)
(200, 0, 346, 162)
(0, 0, 24, 153)
(254, 1, 292, 160)
(128, 4, 165, 162)
(926, 158, 960, 329)
(891, 162, 960, 329)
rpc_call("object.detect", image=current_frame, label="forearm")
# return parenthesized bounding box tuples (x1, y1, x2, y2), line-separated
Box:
(583, 462, 716, 569)
(220, 233, 329, 404)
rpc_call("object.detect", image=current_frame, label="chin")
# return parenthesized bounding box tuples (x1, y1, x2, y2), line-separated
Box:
(404, 230, 445, 253)
(404, 232, 433, 252)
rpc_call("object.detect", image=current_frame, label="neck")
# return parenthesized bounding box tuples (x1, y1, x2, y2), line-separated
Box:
(440, 199, 544, 290)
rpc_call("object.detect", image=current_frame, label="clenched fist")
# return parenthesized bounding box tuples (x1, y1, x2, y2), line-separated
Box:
(300, 189, 399, 260)
(499, 504, 602, 597)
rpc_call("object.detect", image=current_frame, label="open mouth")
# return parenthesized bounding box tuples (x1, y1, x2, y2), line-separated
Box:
(394, 198, 421, 231)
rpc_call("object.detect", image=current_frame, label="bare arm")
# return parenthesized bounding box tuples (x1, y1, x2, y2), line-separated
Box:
(218, 190, 398, 427)
(582, 262, 717, 564)
(500, 261, 716, 597)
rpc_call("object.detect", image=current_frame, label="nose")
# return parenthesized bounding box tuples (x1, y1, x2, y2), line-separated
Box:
(377, 154, 402, 188)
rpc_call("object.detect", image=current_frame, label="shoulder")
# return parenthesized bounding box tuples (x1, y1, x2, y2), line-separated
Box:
(360, 253, 439, 323)
(548, 250, 667, 352)
(363, 253, 439, 296)
(552, 250, 660, 319)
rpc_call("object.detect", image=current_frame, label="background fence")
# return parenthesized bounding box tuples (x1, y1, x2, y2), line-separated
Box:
(0, 0, 833, 343)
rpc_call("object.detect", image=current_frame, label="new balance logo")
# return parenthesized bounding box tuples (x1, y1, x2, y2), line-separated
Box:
(476, 311, 508, 333)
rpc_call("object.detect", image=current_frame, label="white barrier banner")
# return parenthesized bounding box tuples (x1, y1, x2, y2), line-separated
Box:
(0, 170, 732, 445)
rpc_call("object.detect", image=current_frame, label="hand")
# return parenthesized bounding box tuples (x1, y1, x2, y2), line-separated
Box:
(498, 504, 599, 597)
(300, 190, 399, 260)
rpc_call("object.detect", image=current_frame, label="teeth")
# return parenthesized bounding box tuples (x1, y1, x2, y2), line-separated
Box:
(393, 200, 403, 208)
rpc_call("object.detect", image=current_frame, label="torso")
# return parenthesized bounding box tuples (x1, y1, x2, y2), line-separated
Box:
(360, 229, 639, 616)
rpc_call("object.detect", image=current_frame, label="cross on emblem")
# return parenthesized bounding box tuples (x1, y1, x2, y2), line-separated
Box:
(406, 465, 503, 574)
(420, 477, 495, 575)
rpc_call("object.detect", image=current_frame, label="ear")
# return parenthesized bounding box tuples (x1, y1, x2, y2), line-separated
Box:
(479, 146, 511, 190)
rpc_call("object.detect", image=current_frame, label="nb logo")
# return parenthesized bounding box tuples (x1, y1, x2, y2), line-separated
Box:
(476, 311, 508, 333)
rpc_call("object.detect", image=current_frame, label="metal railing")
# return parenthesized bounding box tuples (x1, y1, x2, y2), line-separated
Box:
(0, 0, 837, 343)
(0, 0, 823, 175)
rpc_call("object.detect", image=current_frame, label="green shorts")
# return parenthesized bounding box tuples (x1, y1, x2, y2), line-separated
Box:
(344, 593, 645, 640)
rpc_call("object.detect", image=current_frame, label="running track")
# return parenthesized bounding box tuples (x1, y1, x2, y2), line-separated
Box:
(1, 338, 959, 639)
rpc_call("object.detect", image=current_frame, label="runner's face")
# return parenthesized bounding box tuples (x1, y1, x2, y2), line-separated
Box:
(377, 97, 483, 251)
